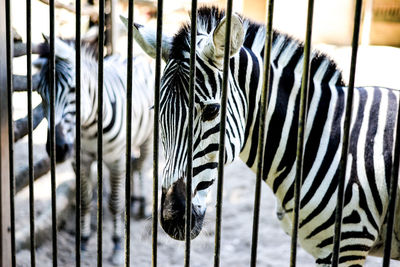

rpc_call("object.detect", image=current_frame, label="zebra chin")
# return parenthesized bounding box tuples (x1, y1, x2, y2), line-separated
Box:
(46, 125, 74, 163)
(160, 178, 205, 241)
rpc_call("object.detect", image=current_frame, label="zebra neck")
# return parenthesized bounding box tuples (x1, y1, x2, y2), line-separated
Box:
(79, 58, 101, 127)
(237, 32, 345, 208)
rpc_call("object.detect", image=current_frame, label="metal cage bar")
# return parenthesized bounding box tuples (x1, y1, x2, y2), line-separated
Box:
(382, 101, 400, 266)
(290, 0, 315, 266)
(26, 0, 36, 265)
(75, 0, 82, 265)
(381, 0, 400, 262)
(4, 0, 15, 265)
(152, 0, 165, 265)
(97, 0, 105, 265)
(213, 1, 233, 266)
(185, 1, 198, 266)
(331, 1, 363, 265)
(125, 0, 134, 265)
(48, 1, 58, 266)
(250, 1, 274, 266)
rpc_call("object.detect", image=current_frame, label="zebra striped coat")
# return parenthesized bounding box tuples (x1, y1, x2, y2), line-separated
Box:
(127, 6, 400, 266)
(35, 37, 154, 264)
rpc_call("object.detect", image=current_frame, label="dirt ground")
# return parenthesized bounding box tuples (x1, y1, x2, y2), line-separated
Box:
(12, 115, 400, 267)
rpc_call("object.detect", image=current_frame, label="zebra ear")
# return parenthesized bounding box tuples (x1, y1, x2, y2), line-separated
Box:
(33, 57, 47, 69)
(42, 33, 75, 61)
(202, 14, 244, 68)
(120, 15, 172, 62)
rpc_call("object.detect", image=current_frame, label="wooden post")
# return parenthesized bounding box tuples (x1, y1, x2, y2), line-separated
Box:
(361, 0, 374, 45)
(105, 0, 118, 55)
(110, 0, 117, 54)
(0, 0, 12, 265)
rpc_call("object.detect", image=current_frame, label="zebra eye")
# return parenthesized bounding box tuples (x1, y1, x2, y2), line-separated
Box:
(195, 180, 215, 192)
(202, 104, 220, 121)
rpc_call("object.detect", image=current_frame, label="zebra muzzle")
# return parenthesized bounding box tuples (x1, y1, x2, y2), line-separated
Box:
(160, 178, 205, 240)
(46, 124, 74, 163)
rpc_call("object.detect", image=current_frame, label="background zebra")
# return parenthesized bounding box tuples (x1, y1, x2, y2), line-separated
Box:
(33, 36, 154, 265)
(124, 6, 400, 266)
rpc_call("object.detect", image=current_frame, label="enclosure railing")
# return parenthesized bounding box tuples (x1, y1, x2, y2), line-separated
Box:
(0, 0, 13, 266)
(0, 0, 399, 266)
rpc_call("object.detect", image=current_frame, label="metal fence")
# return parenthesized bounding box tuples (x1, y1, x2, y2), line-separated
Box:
(0, 0, 399, 266)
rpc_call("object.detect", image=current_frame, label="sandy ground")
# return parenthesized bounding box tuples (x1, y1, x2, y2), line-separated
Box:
(13, 136, 400, 267)
(12, 72, 400, 267)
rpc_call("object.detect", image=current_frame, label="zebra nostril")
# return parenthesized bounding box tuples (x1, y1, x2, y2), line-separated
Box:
(56, 143, 69, 154)
(54, 141, 72, 162)
(63, 143, 69, 153)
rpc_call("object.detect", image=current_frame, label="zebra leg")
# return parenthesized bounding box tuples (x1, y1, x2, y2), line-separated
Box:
(72, 153, 94, 251)
(106, 159, 125, 265)
(130, 138, 151, 218)
(130, 156, 146, 219)
(136, 170, 146, 218)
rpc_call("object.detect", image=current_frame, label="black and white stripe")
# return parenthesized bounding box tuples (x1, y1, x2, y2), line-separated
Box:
(35, 37, 154, 264)
(130, 6, 400, 266)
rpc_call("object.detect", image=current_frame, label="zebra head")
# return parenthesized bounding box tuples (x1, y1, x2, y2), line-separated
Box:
(122, 8, 245, 240)
(35, 37, 76, 163)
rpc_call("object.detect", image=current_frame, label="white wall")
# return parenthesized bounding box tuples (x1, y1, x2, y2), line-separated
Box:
(272, 0, 356, 45)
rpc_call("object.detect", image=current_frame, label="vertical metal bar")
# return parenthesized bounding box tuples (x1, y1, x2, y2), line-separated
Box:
(289, 0, 314, 266)
(125, 0, 134, 265)
(49, 0, 58, 266)
(26, 0, 36, 265)
(97, 0, 105, 265)
(2, 0, 14, 265)
(331, 1, 362, 265)
(383, 120, 400, 266)
(213, 1, 233, 266)
(185, 1, 197, 266)
(75, 0, 81, 265)
(152, 0, 164, 265)
(249, 1, 274, 266)
(382, 104, 400, 266)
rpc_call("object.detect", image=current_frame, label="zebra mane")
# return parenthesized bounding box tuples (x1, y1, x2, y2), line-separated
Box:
(170, 6, 345, 86)
(35, 37, 99, 102)
(37, 38, 99, 61)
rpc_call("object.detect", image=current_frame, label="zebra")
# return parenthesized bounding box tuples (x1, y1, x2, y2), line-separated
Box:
(33, 37, 154, 264)
(123, 6, 400, 266)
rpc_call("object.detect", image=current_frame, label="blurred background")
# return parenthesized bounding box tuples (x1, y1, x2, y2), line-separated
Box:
(11, 0, 400, 87)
